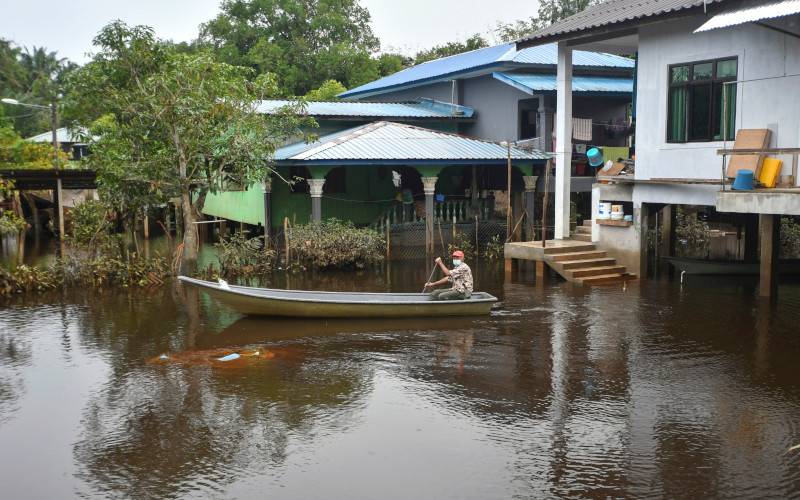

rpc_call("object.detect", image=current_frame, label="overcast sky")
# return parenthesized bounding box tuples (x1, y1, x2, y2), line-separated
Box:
(0, 0, 538, 63)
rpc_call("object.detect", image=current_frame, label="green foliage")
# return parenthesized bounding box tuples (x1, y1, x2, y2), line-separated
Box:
(447, 231, 476, 260)
(413, 34, 488, 65)
(65, 21, 311, 264)
(199, 0, 380, 96)
(66, 200, 120, 256)
(494, 0, 600, 42)
(214, 232, 275, 277)
(0, 39, 76, 137)
(304, 79, 347, 101)
(0, 210, 27, 235)
(676, 207, 710, 258)
(780, 217, 800, 258)
(288, 218, 385, 268)
(0, 125, 69, 168)
(483, 235, 504, 260)
(376, 53, 411, 76)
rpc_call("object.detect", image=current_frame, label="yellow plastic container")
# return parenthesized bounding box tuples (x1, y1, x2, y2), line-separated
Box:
(758, 158, 782, 188)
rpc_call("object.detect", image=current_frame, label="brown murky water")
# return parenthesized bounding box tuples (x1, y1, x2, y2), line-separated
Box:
(2, 256, 800, 498)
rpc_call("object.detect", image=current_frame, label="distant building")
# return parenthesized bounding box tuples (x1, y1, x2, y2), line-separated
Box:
(26, 127, 92, 161)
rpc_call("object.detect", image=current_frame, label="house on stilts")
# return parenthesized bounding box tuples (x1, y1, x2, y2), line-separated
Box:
(504, 0, 800, 295)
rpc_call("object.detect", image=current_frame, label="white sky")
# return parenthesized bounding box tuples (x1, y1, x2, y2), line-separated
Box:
(0, 0, 539, 64)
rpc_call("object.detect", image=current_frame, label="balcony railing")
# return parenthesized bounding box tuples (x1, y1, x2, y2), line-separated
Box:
(718, 147, 800, 190)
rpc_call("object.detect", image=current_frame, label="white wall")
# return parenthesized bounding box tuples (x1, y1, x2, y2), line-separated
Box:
(634, 15, 800, 206)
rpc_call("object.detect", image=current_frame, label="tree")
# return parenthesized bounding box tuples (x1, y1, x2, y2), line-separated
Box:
(494, 0, 599, 42)
(376, 53, 411, 76)
(0, 125, 68, 169)
(305, 79, 347, 100)
(199, 0, 380, 96)
(413, 34, 488, 65)
(66, 22, 310, 269)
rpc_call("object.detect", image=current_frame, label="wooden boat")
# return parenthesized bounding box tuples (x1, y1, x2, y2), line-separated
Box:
(178, 276, 498, 318)
(664, 257, 800, 275)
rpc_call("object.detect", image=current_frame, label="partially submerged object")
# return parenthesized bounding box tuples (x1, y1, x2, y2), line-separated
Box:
(178, 276, 497, 318)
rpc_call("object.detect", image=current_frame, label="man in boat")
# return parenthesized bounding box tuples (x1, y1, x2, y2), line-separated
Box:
(425, 250, 473, 300)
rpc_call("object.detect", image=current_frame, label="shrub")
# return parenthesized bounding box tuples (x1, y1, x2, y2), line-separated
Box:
(676, 207, 710, 258)
(781, 217, 800, 258)
(67, 200, 120, 255)
(287, 219, 385, 269)
(483, 235, 504, 260)
(214, 232, 275, 277)
(0, 210, 27, 236)
(447, 230, 476, 260)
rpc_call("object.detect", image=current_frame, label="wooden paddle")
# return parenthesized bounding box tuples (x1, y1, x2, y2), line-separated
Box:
(422, 261, 438, 293)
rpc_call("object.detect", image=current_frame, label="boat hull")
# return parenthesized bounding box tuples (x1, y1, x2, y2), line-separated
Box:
(179, 277, 497, 318)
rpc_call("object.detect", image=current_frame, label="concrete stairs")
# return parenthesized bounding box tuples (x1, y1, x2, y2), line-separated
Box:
(543, 221, 635, 286)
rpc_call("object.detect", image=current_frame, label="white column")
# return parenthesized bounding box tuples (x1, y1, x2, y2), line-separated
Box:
(555, 42, 573, 240)
(308, 178, 325, 222)
(422, 176, 438, 253)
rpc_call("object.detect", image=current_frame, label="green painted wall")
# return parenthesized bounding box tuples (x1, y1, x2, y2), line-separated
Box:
(202, 184, 266, 226)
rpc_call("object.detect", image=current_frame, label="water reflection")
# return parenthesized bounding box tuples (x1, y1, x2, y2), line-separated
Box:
(0, 260, 799, 498)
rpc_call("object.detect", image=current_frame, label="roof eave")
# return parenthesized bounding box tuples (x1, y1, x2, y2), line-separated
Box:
(516, 3, 714, 49)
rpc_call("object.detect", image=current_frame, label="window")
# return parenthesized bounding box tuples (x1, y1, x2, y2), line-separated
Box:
(667, 57, 737, 143)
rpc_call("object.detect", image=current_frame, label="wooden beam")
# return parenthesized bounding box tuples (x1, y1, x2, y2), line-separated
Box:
(759, 214, 779, 298)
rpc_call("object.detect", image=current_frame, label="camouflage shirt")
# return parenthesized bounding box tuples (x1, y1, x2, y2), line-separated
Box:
(448, 263, 473, 295)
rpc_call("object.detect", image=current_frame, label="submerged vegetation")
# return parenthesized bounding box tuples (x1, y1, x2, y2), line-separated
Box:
(214, 232, 275, 277)
(287, 219, 385, 269)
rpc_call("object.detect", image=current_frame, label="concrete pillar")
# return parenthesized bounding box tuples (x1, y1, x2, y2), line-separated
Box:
(554, 42, 573, 240)
(55, 177, 65, 238)
(659, 205, 673, 258)
(262, 178, 272, 240)
(637, 203, 650, 278)
(538, 103, 554, 152)
(308, 178, 325, 222)
(759, 214, 779, 298)
(523, 175, 538, 241)
(422, 176, 438, 253)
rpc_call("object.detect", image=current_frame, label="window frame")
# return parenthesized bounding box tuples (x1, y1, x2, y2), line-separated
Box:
(666, 56, 738, 144)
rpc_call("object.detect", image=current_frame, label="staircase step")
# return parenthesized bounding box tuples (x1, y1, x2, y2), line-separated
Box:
(572, 233, 592, 242)
(582, 219, 592, 227)
(550, 250, 607, 262)
(542, 243, 596, 255)
(559, 258, 617, 270)
(568, 265, 626, 278)
(575, 226, 591, 234)
(580, 273, 635, 285)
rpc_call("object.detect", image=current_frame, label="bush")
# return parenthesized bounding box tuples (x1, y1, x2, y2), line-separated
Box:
(287, 219, 385, 269)
(0, 210, 27, 236)
(214, 232, 275, 277)
(66, 200, 121, 256)
(483, 235, 504, 260)
(781, 217, 800, 258)
(676, 207, 710, 258)
(447, 230, 476, 260)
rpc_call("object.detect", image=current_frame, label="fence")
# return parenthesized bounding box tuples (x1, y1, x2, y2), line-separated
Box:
(384, 219, 507, 260)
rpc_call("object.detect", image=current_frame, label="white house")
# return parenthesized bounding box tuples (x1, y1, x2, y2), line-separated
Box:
(514, 0, 800, 296)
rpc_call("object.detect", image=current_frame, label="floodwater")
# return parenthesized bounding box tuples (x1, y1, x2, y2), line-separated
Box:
(2, 254, 800, 498)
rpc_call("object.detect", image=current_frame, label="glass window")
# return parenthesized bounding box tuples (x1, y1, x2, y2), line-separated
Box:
(671, 65, 689, 83)
(667, 57, 737, 143)
(692, 63, 713, 80)
(716, 59, 737, 78)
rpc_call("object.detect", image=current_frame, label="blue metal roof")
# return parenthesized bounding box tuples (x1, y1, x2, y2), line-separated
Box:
(275, 121, 550, 165)
(339, 42, 634, 99)
(256, 98, 473, 119)
(493, 72, 634, 93)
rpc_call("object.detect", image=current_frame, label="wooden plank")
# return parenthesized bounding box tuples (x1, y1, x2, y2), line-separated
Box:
(725, 129, 771, 179)
(596, 219, 632, 227)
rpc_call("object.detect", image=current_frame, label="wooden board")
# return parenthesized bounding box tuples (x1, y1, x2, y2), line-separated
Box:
(726, 129, 771, 179)
(598, 162, 626, 176)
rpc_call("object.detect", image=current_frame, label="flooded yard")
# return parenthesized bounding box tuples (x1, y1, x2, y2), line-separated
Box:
(2, 258, 800, 498)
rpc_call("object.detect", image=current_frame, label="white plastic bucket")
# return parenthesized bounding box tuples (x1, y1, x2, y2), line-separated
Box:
(598, 202, 612, 220)
(611, 205, 624, 220)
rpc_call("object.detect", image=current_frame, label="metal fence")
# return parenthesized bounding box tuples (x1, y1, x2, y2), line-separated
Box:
(386, 219, 507, 260)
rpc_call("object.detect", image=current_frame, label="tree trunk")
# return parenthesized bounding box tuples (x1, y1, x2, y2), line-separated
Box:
(180, 186, 198, 271)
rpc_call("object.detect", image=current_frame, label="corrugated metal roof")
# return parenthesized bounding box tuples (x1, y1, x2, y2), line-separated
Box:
(275, 121, 550, 163)
(338, 42, 633, 99)
(256, 98, 474, 118)
(517, 0, 727, 47)
(695, 0, 800, 31)
(493, 72, 634, 93)
(26, 127, 91, 143)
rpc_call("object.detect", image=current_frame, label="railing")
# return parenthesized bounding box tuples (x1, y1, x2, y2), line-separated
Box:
(371, 198, 495, 230)
(718, 147, 800, 190)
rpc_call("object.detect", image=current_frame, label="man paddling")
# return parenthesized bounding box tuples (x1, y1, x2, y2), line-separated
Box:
(425, 250, 473, 300)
